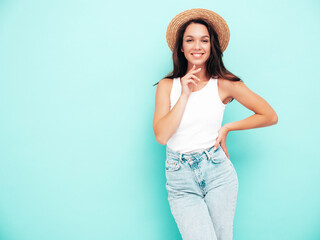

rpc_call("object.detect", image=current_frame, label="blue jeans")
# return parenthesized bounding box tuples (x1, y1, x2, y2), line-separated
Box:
(165, 145, 238, 240)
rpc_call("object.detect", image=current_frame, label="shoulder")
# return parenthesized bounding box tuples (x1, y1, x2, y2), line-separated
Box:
(156, 78, 174, 95)
(218, 78, 244, 88)
(218, 78, 247, 96)
(158, 77, 174, 87)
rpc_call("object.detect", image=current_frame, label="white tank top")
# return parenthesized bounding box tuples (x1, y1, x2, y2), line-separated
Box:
(166, 77, 226, 153)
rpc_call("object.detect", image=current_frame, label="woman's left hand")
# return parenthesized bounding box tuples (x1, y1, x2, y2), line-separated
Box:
(213, 125, 230, 159)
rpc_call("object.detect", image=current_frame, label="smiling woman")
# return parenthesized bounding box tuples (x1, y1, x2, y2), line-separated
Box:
(153, 8, 278, 240)
(154, 16, 241, 102)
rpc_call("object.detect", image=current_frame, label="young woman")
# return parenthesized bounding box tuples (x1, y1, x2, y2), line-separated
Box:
(153, 8, 278, 240)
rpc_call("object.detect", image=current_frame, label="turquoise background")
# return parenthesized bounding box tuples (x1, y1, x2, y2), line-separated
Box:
(0, 0, 319, 239)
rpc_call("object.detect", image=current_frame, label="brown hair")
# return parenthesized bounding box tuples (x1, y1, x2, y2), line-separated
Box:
(154, 18, 243, 103)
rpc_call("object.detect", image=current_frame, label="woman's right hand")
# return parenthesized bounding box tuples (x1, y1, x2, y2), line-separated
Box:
(181, 64, 201, 97)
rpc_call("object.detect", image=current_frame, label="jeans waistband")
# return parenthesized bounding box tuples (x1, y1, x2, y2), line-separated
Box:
(166, 145, 220, 163)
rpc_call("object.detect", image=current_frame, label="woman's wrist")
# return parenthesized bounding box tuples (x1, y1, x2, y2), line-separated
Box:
(223, 123, 232, 132)
(180, 93, 190, 101)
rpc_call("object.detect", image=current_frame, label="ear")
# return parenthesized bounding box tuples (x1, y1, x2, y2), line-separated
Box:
(181, 48, 184, 52)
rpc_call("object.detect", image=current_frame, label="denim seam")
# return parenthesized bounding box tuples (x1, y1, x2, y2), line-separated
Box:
(230, 163, 238, 220)
(186, 157, 207, 196)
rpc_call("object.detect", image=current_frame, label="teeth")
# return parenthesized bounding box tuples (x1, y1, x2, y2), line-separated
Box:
(193, 54, 202, 57)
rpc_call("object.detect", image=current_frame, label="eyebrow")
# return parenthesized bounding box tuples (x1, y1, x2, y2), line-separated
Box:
(184, 35, 209, 38)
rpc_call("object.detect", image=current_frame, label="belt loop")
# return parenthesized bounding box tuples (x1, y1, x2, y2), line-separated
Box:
(204, 150, 211, 160)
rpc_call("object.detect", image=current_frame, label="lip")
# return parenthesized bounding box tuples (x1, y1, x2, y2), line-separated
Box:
(191, 53, 204, 58)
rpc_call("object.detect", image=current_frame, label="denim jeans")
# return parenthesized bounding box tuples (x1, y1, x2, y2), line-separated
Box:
(165, 145, 238, 240)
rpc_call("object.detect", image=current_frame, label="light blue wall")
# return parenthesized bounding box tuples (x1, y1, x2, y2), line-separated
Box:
(0, 0, 319, 239)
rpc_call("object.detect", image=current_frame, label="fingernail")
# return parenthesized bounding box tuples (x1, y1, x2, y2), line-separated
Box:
(213, 147, 217, 151)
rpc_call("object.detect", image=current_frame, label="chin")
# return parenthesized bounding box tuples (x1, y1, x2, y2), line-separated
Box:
(187, 58, 209, 67)
(189, 61, 206, 67)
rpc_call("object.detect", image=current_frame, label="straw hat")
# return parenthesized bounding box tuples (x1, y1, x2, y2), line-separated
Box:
(166, 8, 230, 52)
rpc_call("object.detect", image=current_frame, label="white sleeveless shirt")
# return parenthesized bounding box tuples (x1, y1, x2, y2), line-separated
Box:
(166, 77, 226, 153)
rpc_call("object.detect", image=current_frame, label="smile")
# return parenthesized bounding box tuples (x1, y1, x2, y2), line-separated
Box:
(191, 53, 204, 58)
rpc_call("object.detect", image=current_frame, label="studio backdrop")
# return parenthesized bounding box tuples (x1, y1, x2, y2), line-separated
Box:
(0, 0, 319, 239)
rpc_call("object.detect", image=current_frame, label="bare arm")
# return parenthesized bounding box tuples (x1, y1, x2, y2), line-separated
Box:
(153, 66, 202, 144)
(152, 78, 189, 145)
(224, 80, 278, 131)
(214, 80, 278, 158)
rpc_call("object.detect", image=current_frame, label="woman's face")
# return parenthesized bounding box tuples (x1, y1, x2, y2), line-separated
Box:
(181, 22, 211, 69)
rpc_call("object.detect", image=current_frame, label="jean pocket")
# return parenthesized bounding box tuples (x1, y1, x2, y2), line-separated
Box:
(210, 146, 228, 164)
(165, 158, 181, 172)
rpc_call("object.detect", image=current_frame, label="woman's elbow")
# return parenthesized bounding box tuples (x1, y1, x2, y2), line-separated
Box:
(270, 113, 278, 125)
(153, 129, 168, 145)
(155, 135, 168, 145)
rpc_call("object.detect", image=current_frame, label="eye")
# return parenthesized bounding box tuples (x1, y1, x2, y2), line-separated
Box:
(186, 39, 192, 42)
(202, 40, 209, 42)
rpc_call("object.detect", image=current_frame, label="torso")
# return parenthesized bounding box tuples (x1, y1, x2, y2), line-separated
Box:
(191, 79, 210, 92)
(179, 78, 233, 104)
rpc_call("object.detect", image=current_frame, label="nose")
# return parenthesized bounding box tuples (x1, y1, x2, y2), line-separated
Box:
(194, 40, 201, 50)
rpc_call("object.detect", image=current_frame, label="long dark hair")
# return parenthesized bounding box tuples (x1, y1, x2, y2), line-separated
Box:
(154, 18, 242, 103)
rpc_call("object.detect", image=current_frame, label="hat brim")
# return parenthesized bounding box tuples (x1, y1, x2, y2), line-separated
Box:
(166, 8, 230, 52)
